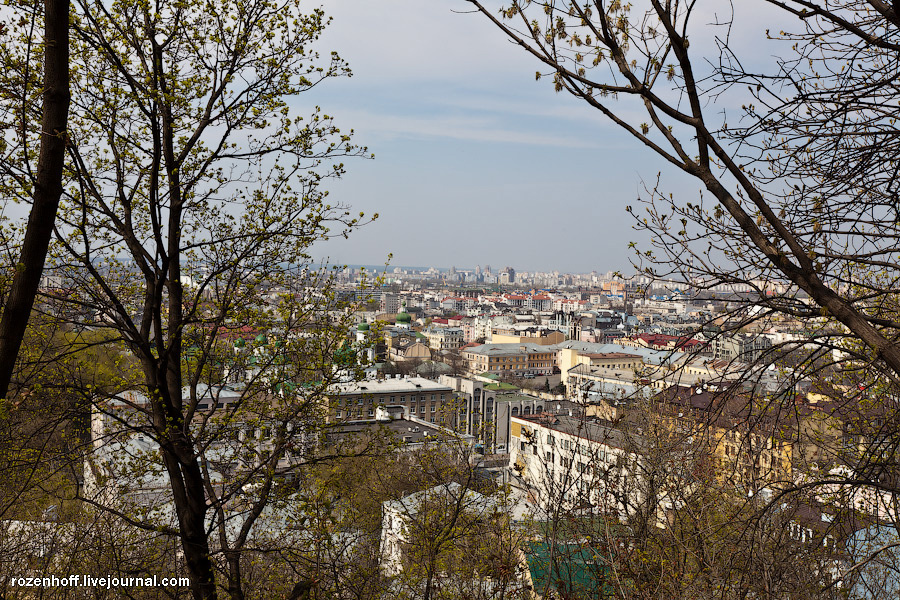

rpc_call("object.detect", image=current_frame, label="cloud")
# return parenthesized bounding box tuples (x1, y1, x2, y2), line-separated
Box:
(332, 108, 605, 148)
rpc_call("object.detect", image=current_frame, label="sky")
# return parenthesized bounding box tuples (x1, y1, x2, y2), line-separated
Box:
(306, 0, 783, 273)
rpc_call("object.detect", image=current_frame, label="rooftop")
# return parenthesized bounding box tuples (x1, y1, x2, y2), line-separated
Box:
(330, 377, 452, 395)
(463, 343, 555, 357)
(552, 341, 688, 366)
(513, 412, 635, 452)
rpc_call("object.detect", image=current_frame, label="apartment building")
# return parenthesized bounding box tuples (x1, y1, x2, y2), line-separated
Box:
(650, 386, 795, 488)
(508, 411, 663, 520)
(86, 385, 316, 506)
(381, 293, 401, 315)
(461, 343, 555, 377)
(711, 333, 773, 364)
(328, 376, 454, 425)
(423, 325, 464, 351)
(440, 375, 548, 452)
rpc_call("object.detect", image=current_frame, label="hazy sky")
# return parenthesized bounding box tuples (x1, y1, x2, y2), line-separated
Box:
(307, 0, 779, 273)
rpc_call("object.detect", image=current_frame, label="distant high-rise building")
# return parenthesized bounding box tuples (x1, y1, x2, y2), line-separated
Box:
(381, 293, 400, 314)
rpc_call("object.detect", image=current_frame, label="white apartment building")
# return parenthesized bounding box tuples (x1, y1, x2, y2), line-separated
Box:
(508, 412, 680, 524)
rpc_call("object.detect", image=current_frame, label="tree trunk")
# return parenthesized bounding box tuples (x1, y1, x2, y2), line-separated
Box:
(146, 359, 218, 600)
(0, 0, 70, 399)
(162, 445, 218, 600)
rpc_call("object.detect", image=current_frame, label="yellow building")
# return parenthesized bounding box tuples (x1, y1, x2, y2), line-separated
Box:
(461, 343, 555, 377)
(650, 386, 795, 488)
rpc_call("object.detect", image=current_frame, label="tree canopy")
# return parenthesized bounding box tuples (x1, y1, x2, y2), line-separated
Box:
(1, 0, 373, 597)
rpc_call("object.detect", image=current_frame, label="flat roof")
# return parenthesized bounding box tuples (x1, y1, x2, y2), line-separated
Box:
(581, 352, 642, 360)
(330, 377, 452, 395)
(512, 412, 637, 452)
(551, 341, 687, 365)
(463, 343, 555, 357)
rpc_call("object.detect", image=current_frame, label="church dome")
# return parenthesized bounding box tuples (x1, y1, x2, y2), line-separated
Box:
(396, 302, 411, 324)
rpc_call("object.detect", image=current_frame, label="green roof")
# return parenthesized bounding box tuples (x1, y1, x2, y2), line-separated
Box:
(525, 541, 613, 597)
(273, 381, 298, 394)
(333, 341, 356, 367)
(484, 381, 518, 391)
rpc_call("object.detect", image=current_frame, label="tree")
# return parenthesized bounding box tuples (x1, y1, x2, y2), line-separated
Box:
(0, 0, 70, 401)
(4, 0, 372, 598)
(509, 390, 855, 600)
(464, 0, 900, 592)
(371, 441, 527, 600)
(461, 1, 900, 371)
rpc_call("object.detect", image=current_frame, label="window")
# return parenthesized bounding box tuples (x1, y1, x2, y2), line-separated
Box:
(420, 406, 425, 413)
